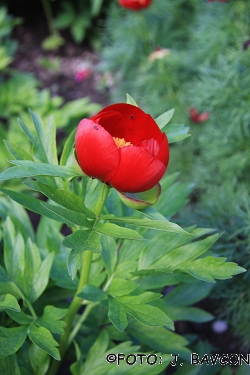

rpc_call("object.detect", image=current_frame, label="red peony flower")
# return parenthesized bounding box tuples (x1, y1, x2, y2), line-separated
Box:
(75, 103, 169, 193)
(189, 107, 210, 123)
(118, 0, 152, 11)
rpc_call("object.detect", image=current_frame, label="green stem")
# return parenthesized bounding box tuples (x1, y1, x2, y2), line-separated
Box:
(47, 182, 110, 375)
(25, 299, 37, 319)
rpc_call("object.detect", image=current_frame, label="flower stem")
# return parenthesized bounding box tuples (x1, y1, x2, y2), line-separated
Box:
(47, 182, 110, 375)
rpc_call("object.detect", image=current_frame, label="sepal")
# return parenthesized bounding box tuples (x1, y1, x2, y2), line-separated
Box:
(118, 183, 161, 209)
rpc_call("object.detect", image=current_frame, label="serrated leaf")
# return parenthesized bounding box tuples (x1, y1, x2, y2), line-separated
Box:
(28, 324, 60, 361)
(63, 230, 101, 252)
(36, 306, 67, 335)
(175, 256, 246, 283)
(165, 123, 190, 143)
(155, 108, 175, 129)
(64, 231, 101, 278)
(108, 295, 128, 332)
(101, 215, 190, 236)
(77, 284, 107, 302)
(25, 180, 94, 217)
(95, 222, 144, 240)
(109, 279, 138, 297)
(0, 294, 20, 312)
(124, 303, 173, 329)
(0, 326, 28, 359)
(126, 93, 138, 106)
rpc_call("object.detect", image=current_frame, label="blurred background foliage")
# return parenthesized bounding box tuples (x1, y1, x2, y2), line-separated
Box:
(0, 0, 250, 354)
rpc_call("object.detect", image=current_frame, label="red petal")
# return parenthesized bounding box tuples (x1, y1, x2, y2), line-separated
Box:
(75, 119, 119, 182)
(94, 103, 163, 145)
(108, 146, 166, 193)
(156, 134, 169, 166)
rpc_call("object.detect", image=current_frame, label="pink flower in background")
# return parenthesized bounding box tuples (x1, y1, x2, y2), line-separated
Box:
(74, 68, 91, 82)
(118, 0, 152, 11)
(189, 107, 210, 123)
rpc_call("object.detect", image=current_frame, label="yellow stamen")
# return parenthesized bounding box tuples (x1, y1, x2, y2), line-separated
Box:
(113, 137, 132, 148)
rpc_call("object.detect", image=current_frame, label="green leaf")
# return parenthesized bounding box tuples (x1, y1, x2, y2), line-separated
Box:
(77, 285, 107, 302)
(165, 123, 190, 143)
(22, 238, 41, 300)
(36, 306, 67, 335)
(28, 343, 50, 375)
(43, 115, 58, 165)
(0, 294, 20, 312)
(164, 281, 214, 307)
(63, 230, 101, 252)
(123, 303, 173, 329)
(67, 249, 83, 280)
(109, 278, 138, 297)
(29, 252, 54, 302)
(3, 217, 25, 289)
(95, 222, 144, 240)
(28, 109, 44, 143)
(0, 354, 21, 375)
(17, 117, 37, 145)
(126, 93, 138, 106)
(108, 295, 128, 332)
(0, 160, 80, 180)
(28, 324, 60, 361)
(25, 180, 94, 217)
(149, 233, 221, 271)
(118, 292, 162, 305)
(7, 310, 33, 325)
(42, 202, 93, 228)
(60, 128, 76, 166)
(165, 305, 214, 323)
(127, 321, 191, 361)
(64, 230, 101, 278)
(0, 188, 67, 222)
(0, 266, 24, 299)
(101, 215, 190, 236)
(101, 236, 117, 277)
(0, 326, 28, 359)
(155, 108, 175, 129)
(175, 256, 246, 283)
(3, 140, 33, 161)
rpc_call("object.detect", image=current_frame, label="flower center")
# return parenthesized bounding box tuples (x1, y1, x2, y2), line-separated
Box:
(113, 137, 132, 148)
